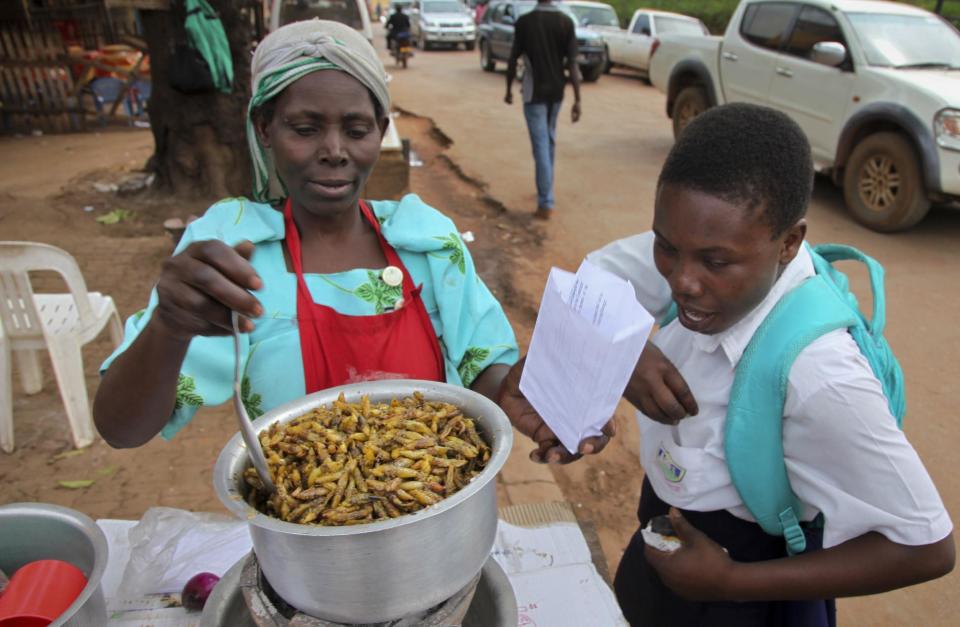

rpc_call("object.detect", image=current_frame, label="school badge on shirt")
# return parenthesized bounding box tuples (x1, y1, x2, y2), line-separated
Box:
(657, 443, 686, 483)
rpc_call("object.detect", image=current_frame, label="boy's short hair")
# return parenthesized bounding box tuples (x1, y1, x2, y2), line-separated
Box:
(658, 103, 814, 237)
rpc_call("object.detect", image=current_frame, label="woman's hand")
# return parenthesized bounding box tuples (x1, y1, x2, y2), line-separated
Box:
(153, 240, 263, 340)
(644, 508, 735, 601)
(498, 358, 615, 464)
(625, 343, 698, 425)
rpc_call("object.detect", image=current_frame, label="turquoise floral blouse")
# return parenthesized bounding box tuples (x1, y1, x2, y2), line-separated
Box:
(101, 194, 519, 439)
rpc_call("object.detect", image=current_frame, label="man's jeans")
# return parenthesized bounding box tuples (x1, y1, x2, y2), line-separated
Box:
(523, 100, 562, 210)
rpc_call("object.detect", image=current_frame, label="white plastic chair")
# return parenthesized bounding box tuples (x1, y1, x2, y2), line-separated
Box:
(0, 242, 123, 453)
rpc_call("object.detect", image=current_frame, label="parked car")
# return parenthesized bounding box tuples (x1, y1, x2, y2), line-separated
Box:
(601, 8, 708, 80)
(563, 1, 620, 32)
(410, 0, 477, 50)
(477, 0, 606, 81)
(270, 0, 374, 41)
(649, 0, 960, 232)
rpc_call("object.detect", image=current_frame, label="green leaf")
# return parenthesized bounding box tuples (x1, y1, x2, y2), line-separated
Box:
(95, 209, 134, 225)
(355, 283, 378, 304)
(354, 273, 402, 314)
(457, 346, 492, 386)
(434, 234, 467, 274)
(95, 466, 118, 477)
(241, 377, 264, 419)
(58, 479, 95, 489)
(174, 374, 204, 410)
(51, 449, 86, 462)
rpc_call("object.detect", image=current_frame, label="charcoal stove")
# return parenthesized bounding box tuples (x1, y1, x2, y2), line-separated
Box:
(200, 552, 518, 627)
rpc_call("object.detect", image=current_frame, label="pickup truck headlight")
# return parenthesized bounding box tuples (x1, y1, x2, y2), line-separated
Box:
(935, 109, 960, 152)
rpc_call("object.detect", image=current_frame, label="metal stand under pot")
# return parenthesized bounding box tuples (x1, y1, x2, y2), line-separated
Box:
(200, 552, 518, 627)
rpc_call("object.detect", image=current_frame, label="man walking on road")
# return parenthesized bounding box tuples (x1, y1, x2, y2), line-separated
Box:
(505, 0, 581, 220)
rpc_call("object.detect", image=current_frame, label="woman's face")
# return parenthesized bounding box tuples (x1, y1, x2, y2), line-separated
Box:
(652, 183, 805, 335)
(256, 70, 388, 217)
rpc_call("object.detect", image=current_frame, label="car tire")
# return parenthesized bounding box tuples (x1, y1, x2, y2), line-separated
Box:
(603, 47, 611, 74)
(582, 63, 603, 83)
(671, 85, 709, 140)
(842, 132, 931, 232)
(480, 40, 495, 71)
(466, 40, 476, 51)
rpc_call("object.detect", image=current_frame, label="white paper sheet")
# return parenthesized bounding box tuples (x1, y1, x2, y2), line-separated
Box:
(492, 520, 627, 626)
(520, 260, 654, 453)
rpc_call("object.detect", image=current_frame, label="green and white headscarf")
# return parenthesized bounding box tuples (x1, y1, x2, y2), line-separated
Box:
(247, 19, 390, 203)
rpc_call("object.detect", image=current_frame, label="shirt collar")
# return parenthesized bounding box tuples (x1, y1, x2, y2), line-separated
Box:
(691, 244, 815, 365)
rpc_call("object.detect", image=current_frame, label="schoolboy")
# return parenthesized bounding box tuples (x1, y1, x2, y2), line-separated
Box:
(498, 103, 954, 626)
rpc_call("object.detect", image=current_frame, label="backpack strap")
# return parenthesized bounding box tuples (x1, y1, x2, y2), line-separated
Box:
(726, 275, 858, 554)
(811, 244, 905, 424)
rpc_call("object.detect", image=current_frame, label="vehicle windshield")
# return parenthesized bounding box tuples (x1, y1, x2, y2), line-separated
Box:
(654, 15, 708, 36)
(423, 1, 465, 13)
(280, 0, 362, 29)
(516, 1, 579, 24)
(846, 12, 960, 68)
(569, 5, 619, 27)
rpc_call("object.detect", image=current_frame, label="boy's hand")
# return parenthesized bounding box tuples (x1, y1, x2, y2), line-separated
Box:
(644, 508, 735, 601)
(571, 101, 581, 123)
(626, 343, 698, 424)
(498, 358, 615, 463)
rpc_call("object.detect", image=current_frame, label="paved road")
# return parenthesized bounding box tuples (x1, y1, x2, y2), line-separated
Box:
(378, 32, 960, 626)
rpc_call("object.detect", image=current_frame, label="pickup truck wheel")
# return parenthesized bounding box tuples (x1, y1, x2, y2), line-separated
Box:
(480, 40, 495, 72)
(602, 48, 611, 74)
(465, 40, 476, 51)
(843, 132, 931, 232)
(582, 64, 603, 83)
(672, 86, 709, 139)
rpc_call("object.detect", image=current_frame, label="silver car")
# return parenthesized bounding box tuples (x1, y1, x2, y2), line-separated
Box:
(410, 0, 477, 50)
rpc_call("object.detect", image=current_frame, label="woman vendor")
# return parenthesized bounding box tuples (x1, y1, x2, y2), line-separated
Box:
(94, 20, 518, 448)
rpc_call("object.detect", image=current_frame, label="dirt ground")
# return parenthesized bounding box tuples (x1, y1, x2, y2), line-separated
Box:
(2, 28, 959, 626)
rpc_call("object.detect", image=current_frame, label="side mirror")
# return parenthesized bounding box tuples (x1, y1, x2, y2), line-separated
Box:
(581, 18, 591, 26)
(810, 41, 846, 67)
(503, 15, 515, 25)
(640, 27, 651, 36)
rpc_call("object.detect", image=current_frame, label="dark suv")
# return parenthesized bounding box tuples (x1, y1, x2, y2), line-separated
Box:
(477, 0, 606, 82)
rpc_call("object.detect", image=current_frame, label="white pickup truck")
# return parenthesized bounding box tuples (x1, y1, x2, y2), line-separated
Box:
(649, 0, 960, 232)
(595, 7, 708, 80)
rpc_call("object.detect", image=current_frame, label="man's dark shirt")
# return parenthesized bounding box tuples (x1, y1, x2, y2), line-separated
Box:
(387, 11, 411, 34)
(510, 4, 577, 104)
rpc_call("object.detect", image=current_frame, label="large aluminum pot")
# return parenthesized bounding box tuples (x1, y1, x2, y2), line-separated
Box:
(0, 502, 108, 627)
(214, 379, 513, 624)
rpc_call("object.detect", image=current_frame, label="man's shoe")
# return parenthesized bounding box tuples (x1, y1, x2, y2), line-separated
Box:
(534, 207, 552, 220)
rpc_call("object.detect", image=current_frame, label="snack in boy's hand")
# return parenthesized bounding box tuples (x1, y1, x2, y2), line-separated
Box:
(641, 514, 682, 553)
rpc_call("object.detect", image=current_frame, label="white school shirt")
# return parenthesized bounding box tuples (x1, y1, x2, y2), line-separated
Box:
(587, 232, 952, 549)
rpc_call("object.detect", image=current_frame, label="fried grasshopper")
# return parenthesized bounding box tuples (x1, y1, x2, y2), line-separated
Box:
(244, 393, 491, 526)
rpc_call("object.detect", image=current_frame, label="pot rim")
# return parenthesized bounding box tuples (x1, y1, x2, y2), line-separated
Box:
(0, 502, 108, 626)
(214, 379, 513, 536)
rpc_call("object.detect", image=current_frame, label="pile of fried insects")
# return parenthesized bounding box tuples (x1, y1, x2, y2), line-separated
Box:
(244, 392, 491, 525)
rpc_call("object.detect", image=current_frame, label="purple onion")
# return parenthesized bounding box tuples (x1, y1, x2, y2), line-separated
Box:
(181, 572, 221, 611)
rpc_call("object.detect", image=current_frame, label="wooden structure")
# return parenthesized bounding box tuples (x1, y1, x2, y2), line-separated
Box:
(0, 1, 155, 134)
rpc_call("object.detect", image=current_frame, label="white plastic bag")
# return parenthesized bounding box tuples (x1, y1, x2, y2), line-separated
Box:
(117, 507, 252, 597)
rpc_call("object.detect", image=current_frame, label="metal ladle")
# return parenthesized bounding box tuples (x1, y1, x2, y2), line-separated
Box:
(231, 310, 276, 493)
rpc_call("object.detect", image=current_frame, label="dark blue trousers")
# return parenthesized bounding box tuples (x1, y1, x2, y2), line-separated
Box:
(614, 478, 837, 627)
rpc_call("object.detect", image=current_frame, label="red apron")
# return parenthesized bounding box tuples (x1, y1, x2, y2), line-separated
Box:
(283, 199, 446, 392)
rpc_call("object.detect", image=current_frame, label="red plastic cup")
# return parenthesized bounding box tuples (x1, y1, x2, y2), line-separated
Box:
(0, 560, 88, 627)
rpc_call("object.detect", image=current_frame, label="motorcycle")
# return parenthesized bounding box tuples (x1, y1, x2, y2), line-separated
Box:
(390, 31, 413, 69)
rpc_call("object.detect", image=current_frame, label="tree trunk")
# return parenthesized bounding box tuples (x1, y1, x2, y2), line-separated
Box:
(141, 1, 254, 199)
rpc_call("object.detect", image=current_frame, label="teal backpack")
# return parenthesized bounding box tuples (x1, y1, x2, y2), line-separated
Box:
(662, 243, 905, 554)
